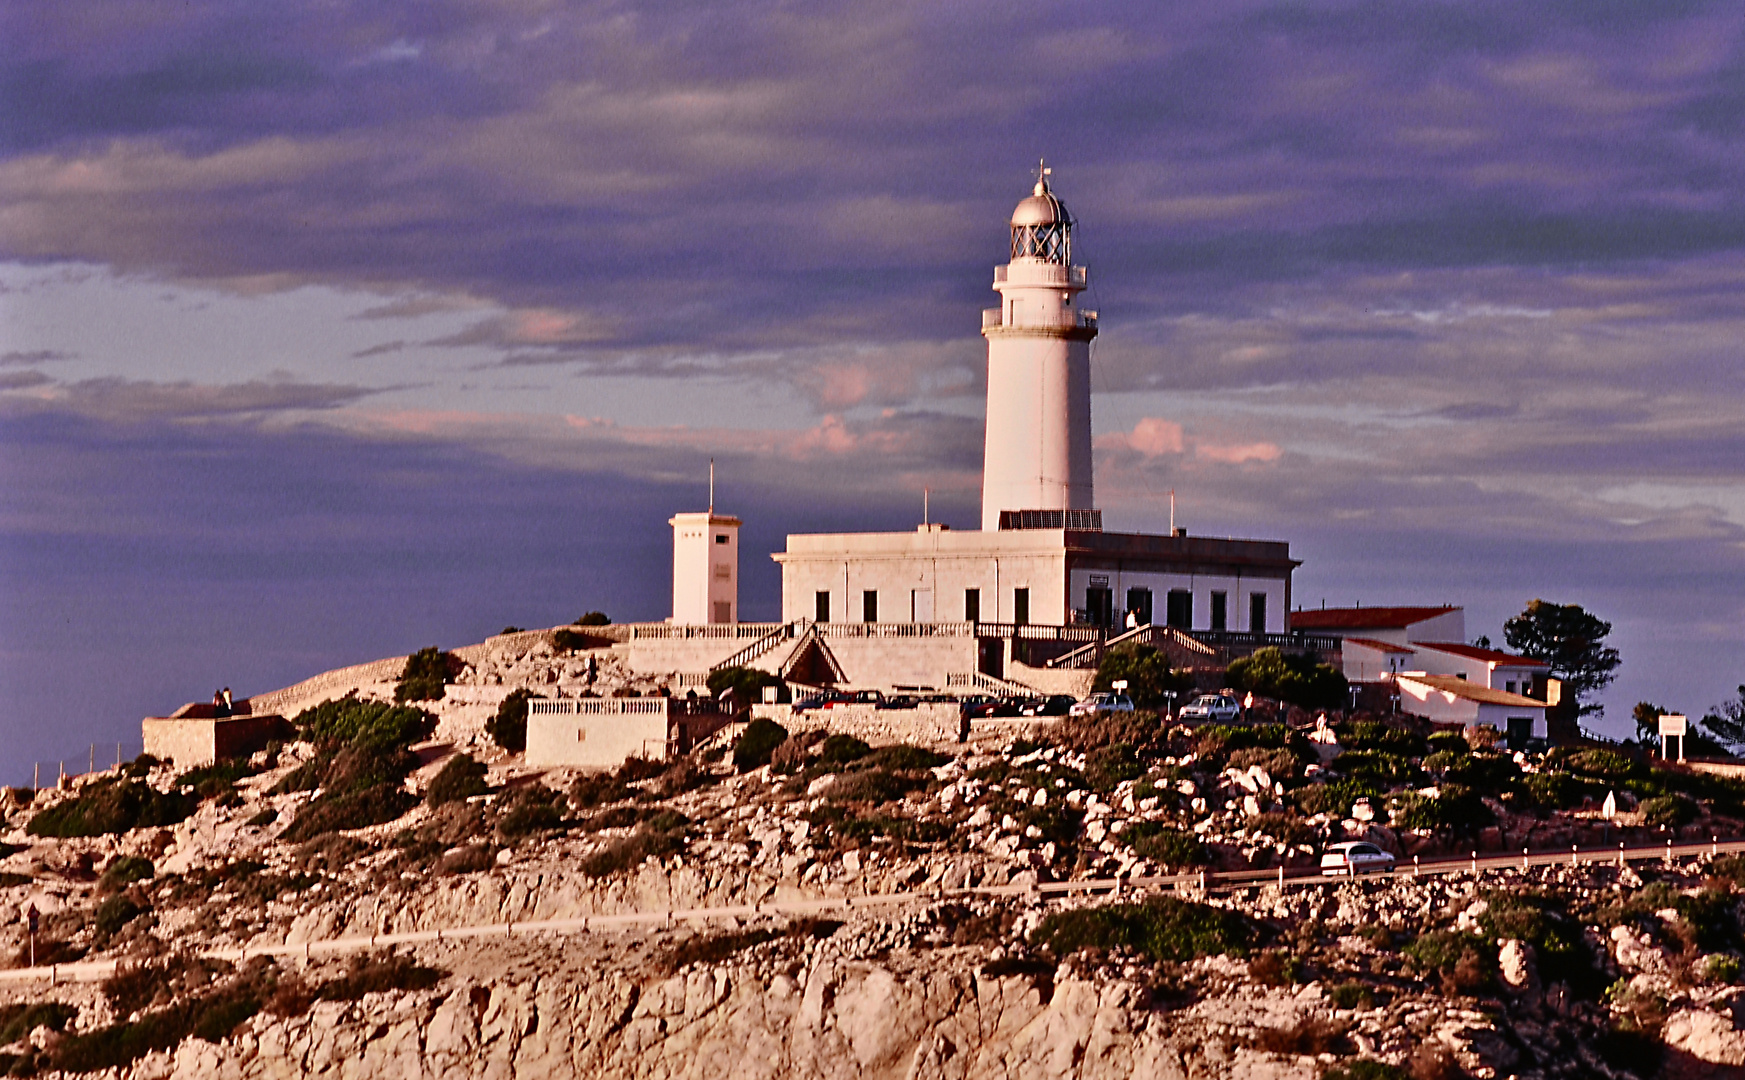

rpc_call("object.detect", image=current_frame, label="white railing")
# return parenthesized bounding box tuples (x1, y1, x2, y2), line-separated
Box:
(815, 621, 977, 639)
(992, 264, 1088, 287)
(528, 698, 670, 717)
(625, 623, 784, 641)
(945, 671, 1034, 697)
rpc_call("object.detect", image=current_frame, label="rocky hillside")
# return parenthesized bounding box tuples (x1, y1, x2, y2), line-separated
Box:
(3, 646, 1745, 1078)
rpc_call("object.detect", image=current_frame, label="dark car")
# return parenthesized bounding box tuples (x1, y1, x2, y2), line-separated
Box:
(1020, 694, 1077, 717)
(879, 694, 920, 710)
(792, 690, 848, 713)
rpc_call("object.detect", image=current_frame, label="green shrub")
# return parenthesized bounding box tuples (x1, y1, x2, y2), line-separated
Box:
(488, 689, 536, 753)
(280, 783, 417, 843)
(394, 647, 455, 703)
(94, 894, 146, 936)
(1091, 644, 1193, 709)
(1393, 785, 1493, 833)
(733, 718, 789, 773)
(1293, 777, 1383, 818)
(1226, 647, 1348, 709)
(816, 734, 873, 767)
(0, 1002, 76, 1046)
(1564, 749, 1638, 782)
(865, 744, 949, 772)
(569, 772, 633, 809)
(27, 780, 193, 838)
(98, 855, 155, 895)
(574, 611, 611, 626)
(496, 786, 566, 837)
(1524, 771, 1598, 811)
(1323, 1062, 1409, 1080)
(1256, 1016, 1351, 1056)
(580, 818, 688, 877)
(316, 954, 445, 1000)
(176, 758, 260, 802)
(616, 756, 667, 782)
(1084, 743, 1145, 791)
(1249, 949, 1302, 985)
(247, 808, 278, 827)
(1122, 823, 1209, 867)
(1335, 749, 1423, 786)
(1228, 746, 1298, 779)
(427, 754, 488, 807)
(822, 768, 924, 805)
(1328, 980, 1375, 1009)
(1642, 793, 1697, 829)
(706, 666, 787, 707)
(1703, 954, 1741, 984)
(293, 696, 433, 749)
(1404, 930, 1494, 993)
(553, 628, 610, 653)
(0, 871, 30, 888)
(1030, 897, 1257, 961)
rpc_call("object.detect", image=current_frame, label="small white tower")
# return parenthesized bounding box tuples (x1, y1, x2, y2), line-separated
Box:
(980, 162, 1097, 531)
(669, 461, 740, 624)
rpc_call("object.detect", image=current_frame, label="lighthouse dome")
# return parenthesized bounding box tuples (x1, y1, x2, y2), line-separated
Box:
(1009, 167, 1073, 264)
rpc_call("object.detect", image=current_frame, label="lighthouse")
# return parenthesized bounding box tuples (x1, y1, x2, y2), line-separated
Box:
(979, 164, 1098, 532)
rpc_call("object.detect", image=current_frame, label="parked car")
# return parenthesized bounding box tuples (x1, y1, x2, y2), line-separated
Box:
(964, 697, 1023, 719)
(1178, 694, 1241, 722)
(1068, 692, 1135, 717)
(823, 689, 883, 709)
(791, 690, 847, 713)
(878, 694, 920, 710)
(1020, 694, 1078, 717)
(1320, 841, 1396, 877)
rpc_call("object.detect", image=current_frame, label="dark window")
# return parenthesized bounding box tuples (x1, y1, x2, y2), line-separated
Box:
(1249, 592, 1267, 633)
(715, 534, 728, 544)
(1210, 591, 1227, 631)
(1086, 587, 1113, 627)
(815, 591, 830, 623)
(862, 590, 878, 623)
(964, 588, 980, 623)
(1166, 589, 1192, 629)
(1126, 588, 1152, 626)
(1507, 717, 1533, 750)
(1013, 588, 1030, 626)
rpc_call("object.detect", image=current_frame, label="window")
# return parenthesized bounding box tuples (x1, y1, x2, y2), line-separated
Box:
(815, 591, 830, 623)
(964, 588, 980, 623)
(1013, 588, 1030, 626)
(1505, 680, 1517, 694)
(1210, 591, 1227, 631)
(911, 589, 933, 622)
(715, 534, 729, 545)
(1166, 589, 1192, 629)
(712, 601, 732, 624)
(1249, 592, 1267, 633)
(1126, 587, 1152, 626)
(862, 590, 878, 623)
(713, 563, 731, 580)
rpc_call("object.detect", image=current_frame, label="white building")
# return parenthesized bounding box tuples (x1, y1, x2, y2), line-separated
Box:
(670, 509, 739, 625)
(1394, 674, 1548, 748)
(771, 170, 1299, 658)
(1290, 605, 1465, 650)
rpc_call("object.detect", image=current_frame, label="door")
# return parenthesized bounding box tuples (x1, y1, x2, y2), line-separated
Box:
(815, 591, 830, 623)
(1210, 591, 1227, 631)
(1507, 716, 1533, 750)
(964, 588, 980, 623)
(1013, 588, 1029, 626)
(1167, 589, 1193, 629)
(1126, 588, 1153, 627)
(862, 590, 878, 623)
(911, 589, 933, 622)
(1250, 592, 1268, 633)
(1086, 587, 1113, 627)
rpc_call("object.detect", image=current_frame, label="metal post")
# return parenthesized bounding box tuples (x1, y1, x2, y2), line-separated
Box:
(1618, 842, 1625, 867)
(1572, 845, 1578, 867)
(1413, 855, 1420, 878)
(1277, 865, 1284, 889)
(1666, 838, 1673, 867)
(88, 745, 93, 775)
(1471, 851, 1478, 878)
(1522, 847, 1529, 872)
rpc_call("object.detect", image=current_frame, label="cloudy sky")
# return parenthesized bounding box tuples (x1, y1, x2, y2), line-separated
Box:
(3, 0, 1743, 774)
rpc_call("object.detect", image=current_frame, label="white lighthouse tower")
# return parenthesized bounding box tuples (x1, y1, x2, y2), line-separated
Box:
(979, 163, 1098, 532)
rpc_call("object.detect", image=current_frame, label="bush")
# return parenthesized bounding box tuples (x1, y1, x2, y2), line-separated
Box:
(293, 696, 434, 749)
(1091, 644, 1192, 709)
(580, 818, 688, 877)
(280, 782, 417, 843)
(569, 772, 633, 809)
(1255, 1016, 1352, 1055)
(707, 666, 787, 708)
(553, 628, 610, 653)
(822, 768, 925, 805)
(488, 689, 536, 753)
(1125, 825, 1209, 867)
(1227, 647, 1349, 710)
(816, 734, 873, 767)
(1404, 930, 1494, 994)
(427, 754, 489, 807)
(176, 759, 260, 802)
(1228, 746, 1298, 779)
(733, 718, 789, 773)
(0, 1002, 76, 1045)
(1249, 949, 1302, 985)
(1393, 785, 1493, 834)
(574, 611, 611, 626)
(1642, 793, 1697, 829)
(95, 894, 146, 937)
(1328, 980, 1376, 1009)
(1084, 743, 1145, 791)
(317, 954, 445, 1000)
(865, 744, 950, 772)
(395, 647, 455, 703)
(98, 855, 155, 895)
(1030, 897, 1257, 962)
(496, 787, 565, 837)
(1564, 749, 1638, 782)
(28, 780, 193, 838)
(440, 844, 496, 875)
(1702, 954, 1740, 984)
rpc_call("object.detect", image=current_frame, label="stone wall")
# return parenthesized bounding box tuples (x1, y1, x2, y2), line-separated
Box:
(142, 714, 287, 766)
(751, 703, 962, 745)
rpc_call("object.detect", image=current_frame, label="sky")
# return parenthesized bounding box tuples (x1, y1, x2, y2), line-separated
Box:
(3, 0, 1744, 777)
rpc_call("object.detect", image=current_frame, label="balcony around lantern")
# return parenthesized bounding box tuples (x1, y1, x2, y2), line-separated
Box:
(983, 307, 1098, 330)
(993, 264, 1088, 288)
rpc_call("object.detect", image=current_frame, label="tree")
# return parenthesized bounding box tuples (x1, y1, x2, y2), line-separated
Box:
(1701, 686, 1745, 755)
(574, 611, 612, 626)
(707, 666, 788, 708)
(488, 689, 537, 753)
(1225, 647, 1348, 710)
(1502, 600, 1620, 717)
(1091, 644, 1193, 710)
(1633, 702, 1665, 744)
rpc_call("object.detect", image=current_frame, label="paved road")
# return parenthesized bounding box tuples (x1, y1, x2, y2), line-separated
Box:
(4, 835, 1739, 985)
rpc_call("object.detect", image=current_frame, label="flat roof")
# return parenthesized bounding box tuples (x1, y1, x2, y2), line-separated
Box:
(1415, 641, 1547, 667)
(1291, 606, 1460, 630)
(775, 527, 1297, 574)
(1399, 674, 1545, 708)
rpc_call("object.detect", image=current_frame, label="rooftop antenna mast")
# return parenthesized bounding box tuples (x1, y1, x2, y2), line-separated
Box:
(708, 458, 715, 516)
(923, 487, 930, 527)
(1169, 489, 1176, 534)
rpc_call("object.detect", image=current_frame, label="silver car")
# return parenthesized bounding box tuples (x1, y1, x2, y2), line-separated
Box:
(1178, 694, 1240, 722)
(1068, 692, 1135, 717)
(1320, 841, 1397, 876)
